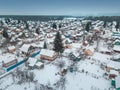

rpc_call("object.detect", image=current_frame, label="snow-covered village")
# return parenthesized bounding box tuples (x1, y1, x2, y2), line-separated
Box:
(0, 0, 120, 90)
(0, 16, 120, 90)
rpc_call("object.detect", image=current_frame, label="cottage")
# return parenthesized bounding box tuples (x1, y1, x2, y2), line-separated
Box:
(20, 44, 31, 55)
(8, 46, 16, 53)
(0, 53, 18, 68)
(40, 49, 58, 61)
(20, 44, 37, 56)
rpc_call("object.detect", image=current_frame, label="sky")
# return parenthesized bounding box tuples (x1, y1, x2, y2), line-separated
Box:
(0, 0, 120, 16)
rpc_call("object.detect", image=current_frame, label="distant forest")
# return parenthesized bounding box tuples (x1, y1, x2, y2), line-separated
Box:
(87, 16, 120, 22)
(0, 15, 120, 22)
(0, 15, 68, 21)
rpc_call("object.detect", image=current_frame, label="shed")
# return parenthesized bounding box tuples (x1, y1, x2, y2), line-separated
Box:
(35, 62, 44, 69)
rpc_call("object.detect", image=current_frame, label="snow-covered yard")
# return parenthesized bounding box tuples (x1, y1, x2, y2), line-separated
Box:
(3, 57, 111, 90)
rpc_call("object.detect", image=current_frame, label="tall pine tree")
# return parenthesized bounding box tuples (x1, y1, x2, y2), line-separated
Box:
(115, 22, 119, 31)
(43, 41, 47, 49)
(53, 31, 64, 56)
(103, 21, 107, 28)
(85, 22, 91, 32)
(52, 23, 57, 29)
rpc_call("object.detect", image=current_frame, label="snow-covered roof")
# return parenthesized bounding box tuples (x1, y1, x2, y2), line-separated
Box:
(110, 70, 119, 75)
(107, 61, 120, 69)
(99, 47, 111, 52)
(71, 43, 81, 49)
(91, 52, 111, 64)
(0, 53, 17, 63)
(113, 54, 120, 59)
(20, 44, 31, 53)
(115, 76, 120, 88)
(113, 45, 120, 51)
(40, 49, 55, 57)
(8, 46, 15, 50)
(85, 46, 94, 53)
(28, 57, 37, 67)
(35, 62, 44, 67)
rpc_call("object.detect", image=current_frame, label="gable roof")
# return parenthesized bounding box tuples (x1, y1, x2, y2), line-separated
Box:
(40, 49, 55, 57)
(20, 44, 31, 53)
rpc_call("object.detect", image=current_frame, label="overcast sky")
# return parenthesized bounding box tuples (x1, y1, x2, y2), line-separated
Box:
(0, 0, 120, 16)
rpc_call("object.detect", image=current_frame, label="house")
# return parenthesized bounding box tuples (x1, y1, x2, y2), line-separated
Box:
(35, 62, 44, 69)
(20, 44, 31, 55)
(109, 70, 119, 79)
(113, 54, 120, 61)
(8, 46, 16, 53)
(0, 53, 18, 68)
(113, 45, 120, 53)
(84, 46, 94, 56)
(115, 76, 120, 90)
(40, 49, 58, 61)
(20, 44, 37, 56)
(106, 61, 120, 72)
(63, 38, 72, 49)
(114, 39, 120, 45)
(28, 57, 37, 70)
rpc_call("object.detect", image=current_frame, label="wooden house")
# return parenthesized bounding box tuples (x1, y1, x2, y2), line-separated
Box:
(109, 70, 119, 79)
(40, 49, 58, 61)
(0, 53, 18, 68)
(20, 44, 37, 56)
(8, 46, 16, 53)
(106, 61, 120, 72)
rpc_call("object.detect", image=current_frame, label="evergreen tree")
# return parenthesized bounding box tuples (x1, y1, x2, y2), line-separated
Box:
(36, 28, 40, 34)
(43, 41, 47, 49)
(59, 24, 62, 29)
(85, 22, 91, 32)
(25, 21, 29, 30)
(103, 21, 107, 28)
(115, 22, 119, 30)
(3, 30, 9, 38)
(53, 31, 64, 55)
(52, 23, 57, 29)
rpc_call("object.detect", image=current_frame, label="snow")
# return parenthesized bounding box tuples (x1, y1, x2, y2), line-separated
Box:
(8, 46, 15, 50)
(107, 60, 120, 69)
(1, 17, 120, 90)
(33, 64, 60, 85)
(0, 53, 17, 63)
(113, 45, 120, 51)
(28, 58, 37, 67)
(110, 70, 119, 75)
(20, 44, 31, 53)
(40, 49, 55, 57)
(91, 52, 111, 64)
(35, 62, 44, 67)
(115, 76, 120, 89)
(66, 73, 110, 90)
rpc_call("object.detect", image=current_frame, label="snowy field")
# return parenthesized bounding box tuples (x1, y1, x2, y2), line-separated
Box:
(1, 57, 111, 90)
